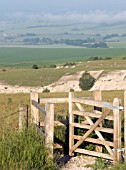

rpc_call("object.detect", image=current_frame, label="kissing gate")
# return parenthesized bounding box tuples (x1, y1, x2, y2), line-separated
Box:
(19, 90, 126, 164)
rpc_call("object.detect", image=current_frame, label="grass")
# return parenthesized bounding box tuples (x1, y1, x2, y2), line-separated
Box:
(0, 58, 126, 86)
(0, 47, 126, 67)
(0, 127, 56, 170)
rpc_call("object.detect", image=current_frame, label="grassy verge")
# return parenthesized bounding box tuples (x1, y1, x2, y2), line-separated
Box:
(0, 127, 56, 170)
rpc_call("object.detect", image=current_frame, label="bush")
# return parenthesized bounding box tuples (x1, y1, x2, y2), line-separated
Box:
(32, 64, 39, 69)
(49, 65, 56, 68)
(122, 56, 126, 60)
(42, 88, 50, 93)
(79, 72, 95, 90)
(70, 88, 74, 92)
(104, 57, 112, 60)
(0, 127, 56, 170)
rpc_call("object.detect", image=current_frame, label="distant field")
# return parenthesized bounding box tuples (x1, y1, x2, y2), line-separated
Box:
(0, 47, 126, 67)
(107, 42, 126, 48)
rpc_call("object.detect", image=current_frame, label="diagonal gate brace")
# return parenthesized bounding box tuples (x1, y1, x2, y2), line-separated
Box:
(70, 109, 111, 153)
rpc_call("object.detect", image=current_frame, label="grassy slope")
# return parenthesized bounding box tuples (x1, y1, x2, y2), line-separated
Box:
(0, 58, 126, 86)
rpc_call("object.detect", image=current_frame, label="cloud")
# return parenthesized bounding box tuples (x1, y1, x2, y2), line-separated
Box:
(2, 11, 126, 25)
(41, 11, 126, 25)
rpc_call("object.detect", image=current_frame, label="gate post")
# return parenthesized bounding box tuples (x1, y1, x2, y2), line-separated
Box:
(30, 92, 39, 125)
(19, 104, 28, 132)
(113, 98, 122, 163)
(69, 92, 74, 156)
(45, 103, 54, 158)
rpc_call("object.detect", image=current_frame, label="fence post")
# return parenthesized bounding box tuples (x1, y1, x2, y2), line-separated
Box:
(94, 90, 102, 153)
(124, 91, 126, 162)
(69, 92, 74, 156)
(19, 104, 28, 132)
(113, 98, 121, 163)
(30, 92, 39, 125)
(45, 103, 54, 158)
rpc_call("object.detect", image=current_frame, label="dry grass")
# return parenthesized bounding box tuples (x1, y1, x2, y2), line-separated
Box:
(0, 59, 126, 87)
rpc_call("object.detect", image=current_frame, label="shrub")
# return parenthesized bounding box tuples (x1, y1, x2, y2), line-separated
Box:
(49, 65, 56, 68)
(70, 88, 74, 92)
(79, 72, 96, 90)
(122, 56, 126, 60)
(42, 88, 50, 93)
(32, 64, 39, 69)
(104, 57, 112, 60)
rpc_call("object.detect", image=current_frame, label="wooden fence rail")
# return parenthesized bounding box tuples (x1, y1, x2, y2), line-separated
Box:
(18, 90, 126, 164)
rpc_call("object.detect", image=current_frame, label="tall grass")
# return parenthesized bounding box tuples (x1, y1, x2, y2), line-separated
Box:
(0, 127, 56, 170)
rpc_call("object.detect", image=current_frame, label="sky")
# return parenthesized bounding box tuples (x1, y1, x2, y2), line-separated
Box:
(0, 0, 126, 13)
(0, 0, 126, 25)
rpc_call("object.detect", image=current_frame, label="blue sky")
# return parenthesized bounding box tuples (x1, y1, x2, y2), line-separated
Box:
(0, 0, 126, 13)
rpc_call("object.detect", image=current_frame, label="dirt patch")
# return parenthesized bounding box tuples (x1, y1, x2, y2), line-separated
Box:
(60, 155, 95, 170)
(91, 70, 126, 91)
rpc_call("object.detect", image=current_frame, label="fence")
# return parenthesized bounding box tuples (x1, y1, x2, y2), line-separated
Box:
(18, 90, 126, 164)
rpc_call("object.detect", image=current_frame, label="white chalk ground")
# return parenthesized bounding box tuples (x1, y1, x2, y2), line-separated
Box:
(0, 70, 126, 93)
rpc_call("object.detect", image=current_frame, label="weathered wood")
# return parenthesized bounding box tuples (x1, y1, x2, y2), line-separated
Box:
(30, 92, 39, 125)
(45, 103, 54, 158)
(113, 98, 122, 164)
(94, 90, 102, 153)
(72, 122, 114, 134)
(19, 104, 28, 132)
(75, 103, 113, 156)
(124, 91, 126, 162)
(72, 110, 114, 120)
(70, 109, 111, 153)
(73, 98, 120, 110)
(40, 98, 68, 104)
(32, 100, 46, 115)
(75, 148, 113, 160)
(69, 92, 74, 156)
(73, 135, 114, 147)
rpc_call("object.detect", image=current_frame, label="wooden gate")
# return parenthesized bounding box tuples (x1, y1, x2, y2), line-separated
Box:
(69, 91, 123, 163)
(19, 91, 125, 164)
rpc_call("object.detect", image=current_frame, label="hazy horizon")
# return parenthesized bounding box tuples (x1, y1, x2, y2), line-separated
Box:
(0, 0, 126, 26)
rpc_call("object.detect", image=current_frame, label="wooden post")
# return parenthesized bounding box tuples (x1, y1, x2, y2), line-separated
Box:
(45, 103, 54, 158)
(30, 92, 39, 125)
(19, 104, 28, 132)
(113, 98, 121, 163)
(94, 90, 102, 113)
(94, 90, 102, 153)
(124, 91, 126, 162)
(69, 92, 74, 156)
